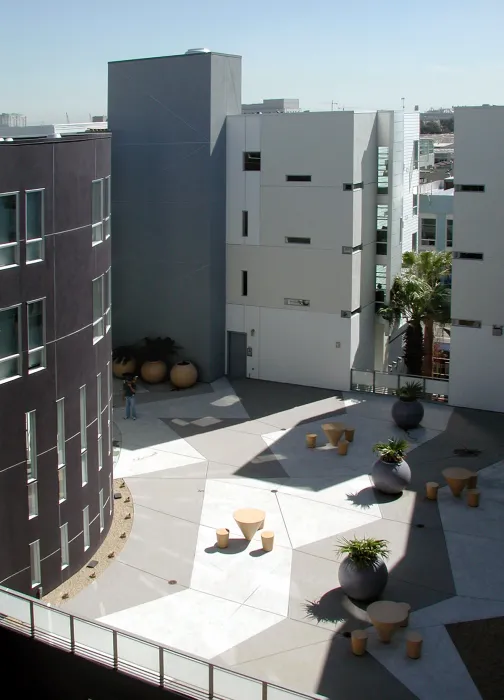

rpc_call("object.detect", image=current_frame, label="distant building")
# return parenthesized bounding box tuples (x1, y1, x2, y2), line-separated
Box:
(0, 113, 27, 127)
(242, 98, 301, 114)
(418, 177, 453, 251)
(92, 115, 106, 122)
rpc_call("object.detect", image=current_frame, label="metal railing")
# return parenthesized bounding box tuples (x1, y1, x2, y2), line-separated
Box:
(0, 585, 320, 700)
(350, 369, 449, 402)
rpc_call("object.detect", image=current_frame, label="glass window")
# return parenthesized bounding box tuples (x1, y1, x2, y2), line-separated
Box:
(83, 507, 90, 550)
(60, 523, 69, 568)
(30, 540, 41, 588)
(243, 152, 261, 171)
(0, 192, 19, 268)
(104, 176, 111, 239)
(376, 205, 388, 255)
(98, 435, 103, 471)
(105, 269, 111, 333)
(413, 193, 418, 215)
(26, 410, 37, 481)
(413, 140, 419, 170)
(80, 385, 88, 485)
(377, 147, 389, 194)
(28, 481, 38, 518)
(26, 190, 44, 263)
(97, 374, 102, 434)
(109, 473, 113, 515)
(56, 398, 65, 467)
(27, 299, 45, 372)
(92, 276, 104, 342)
(58, 465, 67, 502)
(99, 489, 104, 532)
(92, 179, 103, 244)
(107, 361, 112, 456)
(446, 219, 453, 248)
(0, 305, 20, 381)
(81, 451, 88, 486)
(421, 218, 436, 246)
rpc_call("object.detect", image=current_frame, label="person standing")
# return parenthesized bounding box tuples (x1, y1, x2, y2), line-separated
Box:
(123, 374, 137, 420)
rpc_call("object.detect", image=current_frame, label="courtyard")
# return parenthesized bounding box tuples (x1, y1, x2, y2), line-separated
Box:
(63, 377, 504, 700)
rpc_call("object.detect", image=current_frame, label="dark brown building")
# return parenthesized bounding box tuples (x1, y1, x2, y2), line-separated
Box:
(0, 131, 113, 595)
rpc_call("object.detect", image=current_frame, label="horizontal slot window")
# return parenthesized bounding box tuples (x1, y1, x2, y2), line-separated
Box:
(453, 252, 483, 260)
(343, 183, 363, 191)
(455, 185, 485, 192)
(285, 237, 311, 244)
(286, 175, 311, 182)
(243, 152, 261, 171)
(453, 319, 481, 328)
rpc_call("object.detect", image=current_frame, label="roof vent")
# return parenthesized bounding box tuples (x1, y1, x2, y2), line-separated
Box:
(186, 48, 211, 54)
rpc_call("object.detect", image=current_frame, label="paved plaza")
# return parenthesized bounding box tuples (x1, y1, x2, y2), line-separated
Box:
(63, 377, 504, 699)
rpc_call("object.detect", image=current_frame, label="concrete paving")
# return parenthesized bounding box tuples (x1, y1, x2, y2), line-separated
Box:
(64, 376, 504, 699)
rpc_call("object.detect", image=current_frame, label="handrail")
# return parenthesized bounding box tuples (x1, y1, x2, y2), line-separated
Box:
(0, 584, 320, 700)
(350, 368, 449, 402)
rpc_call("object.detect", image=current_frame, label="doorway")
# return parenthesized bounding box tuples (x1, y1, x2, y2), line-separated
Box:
(227, 332, 247, 379)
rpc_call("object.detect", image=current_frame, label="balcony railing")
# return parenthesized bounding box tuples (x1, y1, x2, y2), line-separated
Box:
(0, 585, 320, 700)
(350, 369, 449, 402)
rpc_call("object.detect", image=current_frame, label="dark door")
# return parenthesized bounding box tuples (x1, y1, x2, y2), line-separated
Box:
(227, 332, 247, 379)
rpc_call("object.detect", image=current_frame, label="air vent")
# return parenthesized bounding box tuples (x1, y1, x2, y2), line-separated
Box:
(452, 319, 481, 328)
(286, 175, 311, 182)
(285, 237, 311, 244)
(285, 298, 310, 307)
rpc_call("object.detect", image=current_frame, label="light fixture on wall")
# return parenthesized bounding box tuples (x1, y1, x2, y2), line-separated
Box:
(250, 329, 255, 336)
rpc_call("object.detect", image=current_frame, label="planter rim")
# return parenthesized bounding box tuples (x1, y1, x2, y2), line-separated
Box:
(398, 396, 419, 403)
(345, 556, 385, 570)
(377, 456, 405, 465)
(176, 360, 192, 366)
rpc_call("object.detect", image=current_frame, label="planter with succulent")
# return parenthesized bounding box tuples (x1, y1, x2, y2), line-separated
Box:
(337, 536, 390, 601)
(112, 346, 136, 379)
(372, 438, 411, 494)
(136, 337, 180, 384)
(392, 381, 424, 430)
(170, 360, 198, 389)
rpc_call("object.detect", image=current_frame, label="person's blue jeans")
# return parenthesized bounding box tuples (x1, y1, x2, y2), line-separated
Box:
(125, 395, 137, 419)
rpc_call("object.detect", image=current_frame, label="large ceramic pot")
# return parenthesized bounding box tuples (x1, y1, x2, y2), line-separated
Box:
(141, 360, 167, 384)
(392, 398, 424, 430)
(371, 457, 411, 494)
(338, 557, 388, 601)
(113, 358, 136, 379)
(170, 361, 198, 389)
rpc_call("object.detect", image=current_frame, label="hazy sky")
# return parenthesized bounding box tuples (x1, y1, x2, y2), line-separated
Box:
(1, 0, 502, 124)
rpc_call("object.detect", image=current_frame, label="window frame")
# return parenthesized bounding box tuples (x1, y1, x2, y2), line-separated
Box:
(27, 297, 46, 374)
(58, 465, 67, 503)
(104, 268, 111, 333)
(28, 481, 38, 519)
(26, 410, 37, 482)
(92, 178, 104, 245)
(60, 523, 69, 569)
(29, 540, 41, 588)
(97, 373, 103, 471)
(80, 385, 88, 485)
(56, 398, 65, 468)
(446, 219, 453, 248)
(25, 188, 45, 264)
(104, 175, 111, 240)
(0, 303, 21, 384)
(99, 489, 104, 532)
(421, 217, 436, 247)
(92, 275, 105, 343)
(83, 506, 90, 550)
(0, 191, 20, 269)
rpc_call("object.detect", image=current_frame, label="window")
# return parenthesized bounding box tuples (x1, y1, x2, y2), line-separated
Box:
(241, 270, 248, 297)
(286, 175, 311, 182)
(0, 305, 21, 381)
(56, 398, 65, 467)
(243, 152, 261, 171)
(446, 220, 453, 248)
(452, 319, 482, 328)
(27, 299, 45, 372)
(453, 251, 483, 260)
(285, 237, 311, 245)
(413, 140, 419, 170)
(242, 211, 248, 238)
(377, 146, 389, 194)
(58, 466, 67, 502)
(0, 192, 19, 268)
(26, 190, 44, 263)
(413, 193, 418, 215)
(97, 374, 103, 471)
(376, 205, 388, 255)
(421, 219, 436, 246)
(109, 473, 113, 515)
(80, 385, 88, 485)
(26, 410, 37, 481)
(343, 183, 364, 192)
(107, 361, 112, 456)
(104, 176, 111, 239)
(28, 481, 38, 519)
(412, 231, 418, 251)
(60, 523, 69, 568)
(83, 507, 90, 550)
(92, 179, 103, 244)
(104, 269, 111, 333)
(455, 184, 485, 192)
(30, 540, 41, 588)
(92, 276, 104, 342)
(99, 489, 104, 532)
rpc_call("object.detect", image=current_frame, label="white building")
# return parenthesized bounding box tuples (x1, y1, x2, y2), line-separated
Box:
(0, 113, 27, 127)
(226, 110, 419, 390)
(419, 178, 454, 250)
(449, 105, 504, 412)
(242, 98, 301, 114)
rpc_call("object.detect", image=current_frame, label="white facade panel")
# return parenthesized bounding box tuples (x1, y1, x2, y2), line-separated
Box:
(244, 305, 260, 378)
(226, 116, 246, 245)
(401, 112, 419, 254)
(226, 304, 245, 332)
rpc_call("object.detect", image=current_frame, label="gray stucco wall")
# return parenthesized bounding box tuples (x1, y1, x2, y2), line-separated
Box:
(108, 52, 242, 381)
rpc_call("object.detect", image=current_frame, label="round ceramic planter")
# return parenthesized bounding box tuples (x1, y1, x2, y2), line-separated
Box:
(112, 358, 136, 379)
(338, 556, 388, 601)
(170, 361, 198, 389)
(371, 457, 411, 494)
(392, 398, 424, 430)
(141, 360, 167, 384)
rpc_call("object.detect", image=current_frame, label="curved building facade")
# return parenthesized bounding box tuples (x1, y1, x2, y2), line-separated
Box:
(0, 132, 113, 595)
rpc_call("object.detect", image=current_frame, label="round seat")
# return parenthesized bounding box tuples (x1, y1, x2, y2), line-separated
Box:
(367, 601, 409, 643)
(233, 508, 266, 541)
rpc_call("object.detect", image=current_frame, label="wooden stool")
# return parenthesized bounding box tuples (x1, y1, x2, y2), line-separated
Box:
(338, 440, 349, 456)
(399, 603, 411, 627)
(467, 489, 480, 508)
(216, 528, 229, 548)
(344, 427, 355, 443)
(406, 631, 423, 659)
(467, 473, 478, 489)
(442, 467, 472, 497)
(233, 508, 266, 541)
(351, 629, 368, 656)
(322, 422, 345, 446)
(261, 531, 274, 552)
(306, 434, 317, 449)
(426, 482, 439, 500)
(367, 601, 408, 643)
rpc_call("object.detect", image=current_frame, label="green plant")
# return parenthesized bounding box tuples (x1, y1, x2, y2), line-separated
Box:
(112, 345, 136, 364)
(336, 536, 390, 569)
(397, 381, 423, 401)
(135, 337, 180, 365)
(373, 438, 408, 464)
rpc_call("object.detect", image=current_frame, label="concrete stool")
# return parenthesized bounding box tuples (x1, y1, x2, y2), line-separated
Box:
(338, 440, 349, 456)
(442, 467, 472, 497)
(406, 631, 423, 659)
(351, 630, 368, 656)
(426, 482, 439, 500)
(306, 434, 317, 449)
(344, 427, 356, 442)
(216, 528, 229, 549)
(467, 489, 480, 508)
(261, 531, 274, 552)
(233, 508, 266, 541)
(322, 422, 345, 447)
(399, 603, 411, 627)
(467, 472, 478, 489)
(367, 601, 408, 643)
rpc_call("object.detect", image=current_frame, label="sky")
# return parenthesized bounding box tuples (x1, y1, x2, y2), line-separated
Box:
(1, 0, 503, 124)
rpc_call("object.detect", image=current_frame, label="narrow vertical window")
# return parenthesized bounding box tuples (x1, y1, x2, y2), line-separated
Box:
(28, 481, 38, 519)
(92, 276, 104, 342)
(242, 211, 248, 237)
(0, 304, 21, 380)
(80, 386, 88, 485)
(107, 361, 112, 456)
(104, 176, 111, 239)
(92, 179, 103, 244)
(27, 299, 46, 372)
(26, 189, 45, 262)
(241, 270, 248, 297)
(109, 473, 113, 515)
(0, 192, 19, 268)
(446, 219, 453, 248)
(97, 373, 103, 470)
(99, 489, 104, 532)
(105, 268, 111, 333)
(56, 398, 65, 467)
(30, 540, 41, 588)
(60, 523, 69, 568)
(26, 410, 37, 481)
(413, 140, 419, 170)
(58, 466, 67, 502)
(83, 507, 90, 550)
